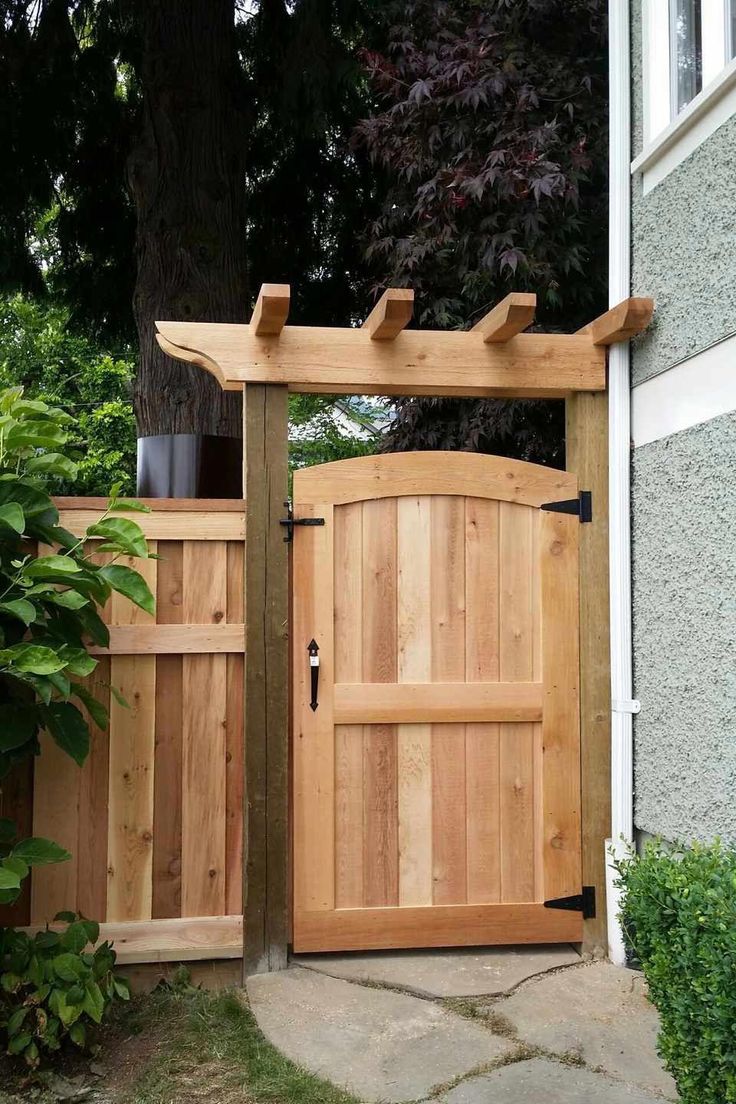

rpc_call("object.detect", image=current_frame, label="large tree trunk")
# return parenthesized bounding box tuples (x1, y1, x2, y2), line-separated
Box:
(128, 0, 246, 496)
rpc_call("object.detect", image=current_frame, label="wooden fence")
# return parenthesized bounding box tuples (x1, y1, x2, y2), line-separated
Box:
(0, 499, 246, 963)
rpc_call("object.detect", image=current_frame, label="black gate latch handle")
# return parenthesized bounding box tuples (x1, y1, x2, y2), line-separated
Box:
(308, 639, 319, 711)
(280, 500, 326, 542)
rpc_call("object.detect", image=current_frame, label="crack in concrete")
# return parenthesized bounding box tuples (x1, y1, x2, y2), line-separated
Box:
(289, 951, 585, 1007)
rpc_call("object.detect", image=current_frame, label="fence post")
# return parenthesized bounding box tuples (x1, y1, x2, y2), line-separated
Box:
(243, 382, 290, 976)
(566, 391, 611, 955)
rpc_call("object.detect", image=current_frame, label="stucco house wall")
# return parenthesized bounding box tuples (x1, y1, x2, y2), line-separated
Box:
(628, 1, 736, 844)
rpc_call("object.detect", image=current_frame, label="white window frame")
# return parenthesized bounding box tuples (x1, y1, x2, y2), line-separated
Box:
(702, 0, 728, 85)
(636, 0, 736, 191)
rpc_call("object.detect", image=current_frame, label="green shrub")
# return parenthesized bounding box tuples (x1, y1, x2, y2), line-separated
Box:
(0, 913, 130, 1067)
(0, 385, 153, 806)
(0, 384, 148, 1070)
(616, 838, 736, 1104)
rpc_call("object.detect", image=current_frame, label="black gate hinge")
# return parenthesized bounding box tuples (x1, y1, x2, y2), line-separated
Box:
(541, 490, 592, 523)
(544, 886, 596, 919)
(279, 500, 325, 542)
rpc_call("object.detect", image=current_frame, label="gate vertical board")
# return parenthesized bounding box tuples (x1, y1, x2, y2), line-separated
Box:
(540, 510, 582, 902)
(397, 496, 432, 906)
(292, 452, 585, 952)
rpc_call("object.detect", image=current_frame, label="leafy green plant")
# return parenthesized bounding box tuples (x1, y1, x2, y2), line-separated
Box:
(0, 822, 72, 908)
(616, 838, 736, 1104)
(0, 296, 137, 496)
(0, 383, 153, 908)
(0, 913, 130, 1067)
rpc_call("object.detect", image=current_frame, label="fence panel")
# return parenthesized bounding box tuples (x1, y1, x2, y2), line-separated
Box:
(0, 499, 245, 963)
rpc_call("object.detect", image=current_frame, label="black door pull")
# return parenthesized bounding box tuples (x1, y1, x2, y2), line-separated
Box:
(308, 639, 319, 711)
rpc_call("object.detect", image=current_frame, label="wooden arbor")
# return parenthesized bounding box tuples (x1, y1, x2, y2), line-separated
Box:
(156, 285, 653, 975)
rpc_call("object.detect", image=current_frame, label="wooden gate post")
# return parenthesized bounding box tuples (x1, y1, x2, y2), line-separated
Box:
(243, 382, 290, 976)
(566, 391, 611, 954)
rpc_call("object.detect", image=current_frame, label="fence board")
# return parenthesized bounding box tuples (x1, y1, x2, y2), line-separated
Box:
(181, 541, 228, 916)
(107, 655, 156, 921)
(225, 541, 245, 917)
(31, 734, 80, 923)
(77, 656, 111, 921)
(153, 541, 184, 919)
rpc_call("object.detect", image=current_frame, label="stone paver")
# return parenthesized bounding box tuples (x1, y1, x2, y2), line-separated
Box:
(500, 962, 677, 1099)
(246, 966, 513, 1103)
(292, 944, 580, 998)
(436, 1058, 672, 1103)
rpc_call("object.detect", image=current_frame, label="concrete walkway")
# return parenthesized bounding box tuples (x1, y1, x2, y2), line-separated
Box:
(247, 948, 679, 1103)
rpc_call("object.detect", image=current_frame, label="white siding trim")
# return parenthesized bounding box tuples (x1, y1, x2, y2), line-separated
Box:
(632, 55, 736, 193)
(632, 331, 736, 446)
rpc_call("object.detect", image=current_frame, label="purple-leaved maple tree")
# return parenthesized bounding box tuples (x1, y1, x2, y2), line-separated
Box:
(356, 0, 608, 463)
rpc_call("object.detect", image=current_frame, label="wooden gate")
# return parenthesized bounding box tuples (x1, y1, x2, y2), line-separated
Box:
(292, 452, 583, 952)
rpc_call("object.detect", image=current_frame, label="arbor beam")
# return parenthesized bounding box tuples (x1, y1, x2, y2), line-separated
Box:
(250, 283, 290, 336)
(471, 292, 536, 343)
(565, 392, 611, 955)
(579, 297, 654, 345)
(156, 323, 605, 397)
(362, 288, 414, 339)
(243, 383, 289, 977)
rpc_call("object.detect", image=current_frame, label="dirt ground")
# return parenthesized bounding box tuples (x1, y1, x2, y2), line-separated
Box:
(0, 983, 356, 1104)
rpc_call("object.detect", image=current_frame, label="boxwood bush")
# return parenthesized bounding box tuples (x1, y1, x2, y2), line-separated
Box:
(616, 839, 736, 1104)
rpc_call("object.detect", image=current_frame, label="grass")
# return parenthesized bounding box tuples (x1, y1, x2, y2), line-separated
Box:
(120, 986, 359, 1104)
(442, 997, 518, 1039)
(0, 983, 360, 1104)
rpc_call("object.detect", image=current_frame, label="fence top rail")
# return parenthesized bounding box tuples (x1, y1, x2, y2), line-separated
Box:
(54, 497, 245, 511)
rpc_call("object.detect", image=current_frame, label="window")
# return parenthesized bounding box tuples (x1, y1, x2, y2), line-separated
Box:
(671, 0, 703, 114)
(644, 0, 736, 142)
(636, 0, 736, 190)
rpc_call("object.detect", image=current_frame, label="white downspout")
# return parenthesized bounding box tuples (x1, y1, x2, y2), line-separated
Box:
(607, 0, 636, 966)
